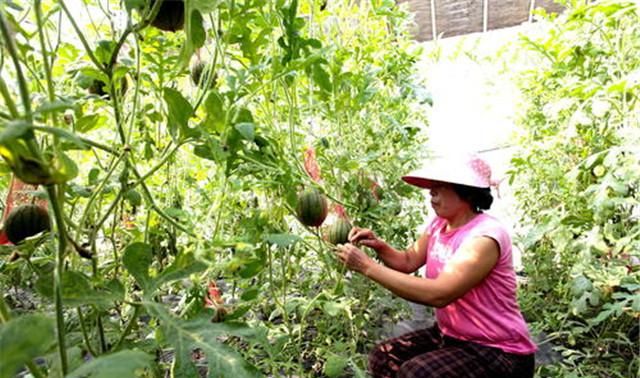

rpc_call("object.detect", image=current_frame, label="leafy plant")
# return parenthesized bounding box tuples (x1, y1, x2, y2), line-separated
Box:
(509, 1, 640, 376)
(0, 0, 428, 376)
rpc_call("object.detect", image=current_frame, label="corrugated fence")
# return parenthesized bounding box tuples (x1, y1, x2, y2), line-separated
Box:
(399, 0, 565, 41)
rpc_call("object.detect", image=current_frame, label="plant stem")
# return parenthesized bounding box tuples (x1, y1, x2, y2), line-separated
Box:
(58, 0, 105, 72)
(96, 311, 107, 353)
(210, 176, 229, 246)
(45, 185, 69, 374)
(77, 307, 98, 357)
(0, 74, 19, 117)
(132, 142, 183, 187)
(29, 125, 119, 155)
(0, 295, 11, 323)
(35, 0, 56, 107)
(128, 164, 195, 236)
(76, 152, 126, 241)
(0, 10, 32, 122)
(0, 8, 41, 154)
(113, 304, 141, 351)
(126, 34, 143, 143)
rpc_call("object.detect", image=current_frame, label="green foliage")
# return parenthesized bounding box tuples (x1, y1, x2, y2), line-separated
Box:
(0, 314, 55, 378)
(0, 0, 427, 375)
(510, 1, 640, 376)
(66, 350, 155, 378)
(146, 302, 261, 377)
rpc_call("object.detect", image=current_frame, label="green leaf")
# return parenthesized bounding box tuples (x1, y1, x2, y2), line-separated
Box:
(192, 0, 220, 13)
(144, 302, 262, 378)
(0, 120, 30, 143)
(350, 360, 368, 378)
(35, 126, 87, 150)
(238, 259, 264, 279)
(35, 100, 75, 114)
(193, 139, 227, 162)
(123, 242, 153, 291)
(0, 314, 55, 378)
(153, 251, 207, 290)
(240, 287, 260, 301)
(571, 275, 592, 296)
(163, 87, 194, 140)
(94, 40, 116, 66)
(51, 150, 79, 183)
(263, 233, 301, 248)
(75, 114, 107, 133)
(124, 0, 145, 11)
(35, 272, 124, 308)
(323, 301, 342, 317)
(125, 189, 143, 207)
(312, 64, 332, 92)
(190, 10, 206, 49)
(234, 123, 255, 141)
(324, 353, 349, 378)
(632, 294, 640, 312)
(61, 271, 122, 308)
(66, 350, 154, 378)
(202, 91, 225, 133)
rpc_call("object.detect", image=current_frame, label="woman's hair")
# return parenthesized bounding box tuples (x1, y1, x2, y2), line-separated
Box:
(451, 184, 493, 213)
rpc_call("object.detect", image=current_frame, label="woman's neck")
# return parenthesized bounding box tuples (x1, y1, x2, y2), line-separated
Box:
(444, 210, 479, 231)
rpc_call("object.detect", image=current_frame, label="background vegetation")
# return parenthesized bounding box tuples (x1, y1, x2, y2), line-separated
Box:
(509, 1, 640, 377)
(0, 0, 430, 376)
(0, 0, 638, 377)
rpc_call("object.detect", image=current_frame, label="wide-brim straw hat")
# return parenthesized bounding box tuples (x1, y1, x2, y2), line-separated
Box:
(402, 154, 494, 189)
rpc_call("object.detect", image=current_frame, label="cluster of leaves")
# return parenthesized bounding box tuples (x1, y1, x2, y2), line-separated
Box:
(0, 0, 429, 376)
(509, 1, 640, 376)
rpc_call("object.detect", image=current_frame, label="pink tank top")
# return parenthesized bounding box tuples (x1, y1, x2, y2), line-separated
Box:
(424, 213, 537, 354)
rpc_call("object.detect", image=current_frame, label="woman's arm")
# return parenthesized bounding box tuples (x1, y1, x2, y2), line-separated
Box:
(348, 227, 429, 273)
(336, 236, 500, 307)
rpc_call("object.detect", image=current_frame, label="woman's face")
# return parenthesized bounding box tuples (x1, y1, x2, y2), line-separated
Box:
(428, 183, 469, 218)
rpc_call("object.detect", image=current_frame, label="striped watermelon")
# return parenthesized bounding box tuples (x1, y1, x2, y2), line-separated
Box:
(4, 205, 51, 244)
(296, 189, 328, 227)
(327, 218, 352, 245)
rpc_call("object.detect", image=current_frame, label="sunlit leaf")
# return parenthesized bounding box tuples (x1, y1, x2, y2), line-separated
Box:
(190, 10, 205, 49)
(35, 100, 75, 114)
(75, 114, 108, 133)
(163, 87, 194, 140)
(125, 189, 143, 207)
(50, 150, 79, 183)
(234, 122, 255, 141)
(324, 353, 349, 378)
(123, 242, 153, 291)
(144, 302, 262, 378)
(66, 350, 154, 378)
(0, 121, 30, 143)
(35, 126, 87, 150)
(153, 251, 207, 290)
(263, 233, 301, 248)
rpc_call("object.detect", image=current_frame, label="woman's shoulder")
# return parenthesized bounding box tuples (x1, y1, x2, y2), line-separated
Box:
(474, 213, 508, 231)
(471, 213, 512, 246)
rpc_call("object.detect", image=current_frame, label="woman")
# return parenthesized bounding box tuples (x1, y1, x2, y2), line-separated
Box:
(335, 155, 536, 378)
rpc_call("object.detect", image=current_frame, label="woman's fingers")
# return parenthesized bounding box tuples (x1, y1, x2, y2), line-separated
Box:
(348, 227, 375, 243)
(347, 227, 361, 241)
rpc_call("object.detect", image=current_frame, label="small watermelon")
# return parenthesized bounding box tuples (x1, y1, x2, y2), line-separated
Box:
(150, 0, 185, 32)
(296, 189, 328, 227)
(4, 205, 51, 244)
(190, 59, 217, 88)
(326, 218, 352, 245)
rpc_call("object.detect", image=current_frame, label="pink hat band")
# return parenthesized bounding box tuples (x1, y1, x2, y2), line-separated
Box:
(402, 155, 494, 189)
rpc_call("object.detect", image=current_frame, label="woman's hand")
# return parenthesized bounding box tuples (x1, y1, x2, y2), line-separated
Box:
(348, 227, 386, 251)
(335, 243, 375, 275)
